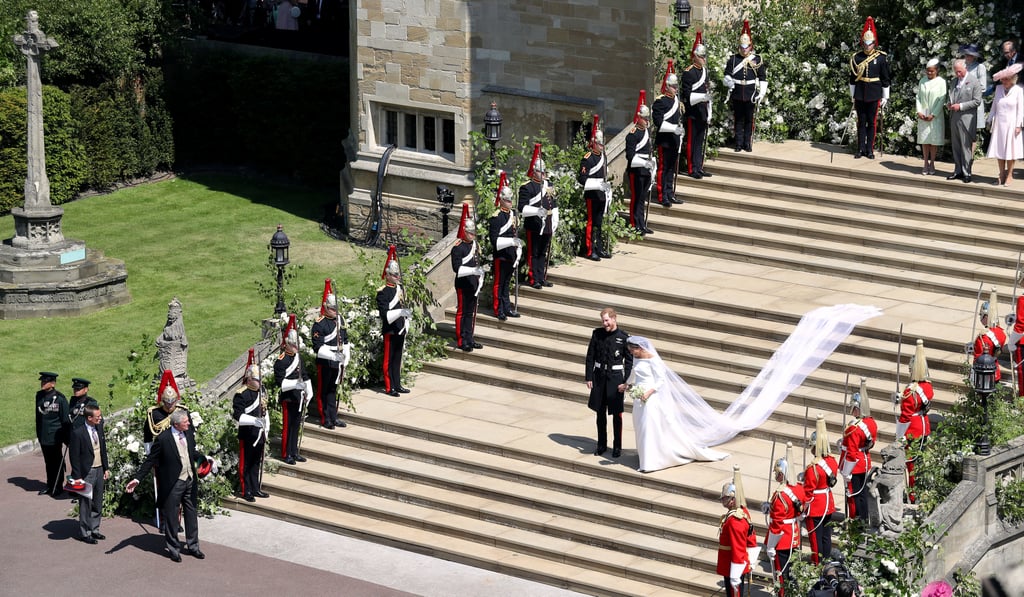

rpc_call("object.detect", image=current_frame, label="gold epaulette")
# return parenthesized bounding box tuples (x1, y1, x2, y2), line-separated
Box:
(583, 151, 592, 158)
(315, 315, 325, 322)
(277, 352, 287, 360)
(146, 404, 186, 437)
(684, 64, 698, 71)
(377, 284, 388, 292)
(454, 239, 463, 245)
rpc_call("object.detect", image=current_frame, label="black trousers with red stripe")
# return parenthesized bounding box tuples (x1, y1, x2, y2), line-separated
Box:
(583, 191, 604, 257)
(525, 230, 550, 286)
(238, 435, 264, 497)
(492, 258, 513, 317)
(805, 515, 832, 564)
(655, 143, 679, 204)
(280, 398, 300, 460)
(627, 167, 650, 230)
(724, 575, 747, 597)
(732, 98, 755, 150)
(855, 98, 880, 155)
(846, 472, 868, 520)
(315, 362, 340, 426)
(455, 286, 478, 347)
(382, 332, 405, 392)
(685, 115, 707, 174)
(773, 548, 794, 597)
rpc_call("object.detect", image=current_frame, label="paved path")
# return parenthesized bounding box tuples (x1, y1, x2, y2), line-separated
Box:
(0, 451, 584, 597)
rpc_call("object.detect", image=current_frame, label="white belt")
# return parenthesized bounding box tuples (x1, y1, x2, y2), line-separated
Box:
(812, 488, 830, 494)
(781, 517, 797, 524)
(734, 79, 757, 85)
(595, 364, 624, 371)
(583, 178, 604, 192)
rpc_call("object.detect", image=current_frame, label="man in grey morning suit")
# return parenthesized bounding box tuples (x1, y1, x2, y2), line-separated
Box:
(947, 58, 984, 183)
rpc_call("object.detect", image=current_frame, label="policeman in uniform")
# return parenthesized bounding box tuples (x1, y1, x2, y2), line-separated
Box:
(803, 414, 838, 564)
(763, 443, 806, 597)
(451, 204, 484, 346)
(68, 377, 100, 431)
(518, 144, 557, 288)
(36, 371, 70, 497)
(275, 317, 312, 465)
(311, 282, 351, 429)
(584, 307, 632, 457)
(652, 61, 685, 207)
(625, 91, 655, 234)
(377, 253, 412, 396)
(681, 32, 713, 179)
(718, 465, 759, 597)
(577, 116, 611, 261)
(840, 377, 878, 521)
(489, 176, 522, 321)
(233, 358, 270, 501)
(895, 339, 934, 501)
(849, 16, 891, 159)
(723, 21, 768, 152)
(973, 288, 1007, 382)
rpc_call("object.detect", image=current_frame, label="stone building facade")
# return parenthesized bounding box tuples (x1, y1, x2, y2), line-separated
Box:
(344, 0, 706, 241)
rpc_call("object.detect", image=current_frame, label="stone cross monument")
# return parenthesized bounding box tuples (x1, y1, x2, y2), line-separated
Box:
(0, 10, 130, 319)
(11, 10, 62, 247)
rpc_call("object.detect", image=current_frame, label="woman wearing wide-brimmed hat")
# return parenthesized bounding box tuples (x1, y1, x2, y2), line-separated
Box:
(987, 63, 1024, 186)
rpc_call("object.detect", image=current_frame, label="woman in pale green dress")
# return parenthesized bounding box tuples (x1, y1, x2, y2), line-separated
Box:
(916, 58, 947, 174)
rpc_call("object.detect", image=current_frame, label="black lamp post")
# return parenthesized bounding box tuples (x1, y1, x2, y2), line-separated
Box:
(270, 224, 290, 315)
(674, 0, 692, 33)
(484, 101, 503, 167)
(972, 353, 997, 456)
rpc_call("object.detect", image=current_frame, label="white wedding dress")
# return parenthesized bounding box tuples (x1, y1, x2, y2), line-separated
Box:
(629, 357, 728, 472)
(625, 304, 882, 473)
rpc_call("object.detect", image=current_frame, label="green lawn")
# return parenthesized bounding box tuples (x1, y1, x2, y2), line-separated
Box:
(0, 174, 374, 446)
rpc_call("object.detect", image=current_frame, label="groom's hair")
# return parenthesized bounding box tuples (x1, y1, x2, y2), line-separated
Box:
(600, 307, 617, 319)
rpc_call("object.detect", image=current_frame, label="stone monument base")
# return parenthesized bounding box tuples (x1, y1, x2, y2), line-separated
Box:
(0, 238, 130, 319)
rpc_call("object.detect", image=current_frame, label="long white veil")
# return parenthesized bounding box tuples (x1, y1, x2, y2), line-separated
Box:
(628, 304, 882, 449)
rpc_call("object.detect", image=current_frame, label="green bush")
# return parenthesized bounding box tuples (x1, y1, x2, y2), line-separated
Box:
(0, 84, 87, 213)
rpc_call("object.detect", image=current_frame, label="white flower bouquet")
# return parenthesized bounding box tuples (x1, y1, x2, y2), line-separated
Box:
(629, 385, 649, 403)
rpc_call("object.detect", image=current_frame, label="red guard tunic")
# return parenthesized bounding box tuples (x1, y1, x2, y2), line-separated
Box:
(899, 381, 933, 441)
(803, 456, 838, 518)
(840, 416, 878, 476)
(717, 506, 756, 579)
(1013, 295, 1024, 396)
(974, 325, 1007, 381)
(767, 484, 806, 551)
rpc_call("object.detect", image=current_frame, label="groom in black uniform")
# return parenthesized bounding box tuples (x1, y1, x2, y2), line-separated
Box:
(585, 308, 632, 458)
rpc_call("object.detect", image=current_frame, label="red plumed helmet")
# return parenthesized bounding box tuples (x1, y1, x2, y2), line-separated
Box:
(456, 202, 476, 241)
(861, 16, 878, 46)
(157, 369, 180, 405)
(691, 30, 706, 60)
(739, 20, 753, 48)
(526, 143, 543, 179)
(494, 170, 509, 207)
(590, 114, 603, 146)
(380, 244, 398, 279)
(319, 278, 333, 315)
(282, 313, 297, 348)
(633, 89, 648, 124)
(660, 59, 676, 95)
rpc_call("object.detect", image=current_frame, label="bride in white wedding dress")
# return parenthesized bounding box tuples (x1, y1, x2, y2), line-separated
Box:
(623, 304, 882, 473)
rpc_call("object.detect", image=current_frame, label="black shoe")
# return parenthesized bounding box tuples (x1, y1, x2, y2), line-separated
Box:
(586, 254, 601, 261)
(472, 342, 483, 349)
(670, 197, 684, 204)
(255, 491, 270, 498)
(243, 494, 255, 502)
(497, 313, 507, 321)
(866, 153, 875, 159)
(530, 282, 543, 289)
(699, 171, 712, 178)
(460, 345, 474, 352)
(396, 387, 411, 394)
(963, 175, 972, 183)
(170, 552, 182, 563)
(92, 532, 106, 541)
(38, 489, 49, 496)
(612, 448, 621, 458)
(734, 146, 742, 152)
(506, 311, 521, 318)
(593, 446, 607, 456)
(282, 457, 296, 465)
(386, 389, 400, 397)
(323, 423, 335, 430)
(598, 251, 612, 259)
(294, 455, 307, 463)
(689, 172, 703, 180)
(642, 228, 654, 234)
(947, 173, 963, 180)
(854, 153, 862, 159)
(189, 549, 205, 560)
(541, 281, 553, 287)
(79, 536, 98, 545)
(335, 420, 348, 428)
(660, 201, 672, 208)
(743, 146, 752, 152)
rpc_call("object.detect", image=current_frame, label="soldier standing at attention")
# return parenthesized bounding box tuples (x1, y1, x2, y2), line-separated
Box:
(275, 316, 311, 465)
(518, 144, 557, 289)
(840, 377, 878, 521)
(718, 466, 759, 597)
(849, 16, 891, 159)
(584, 307, 632, 457)
(68, 377, 99, 431)
(625, 90, 655, 235)
(764, 443, 806, 597)
(723, 20, 768, 152)
(895, 339, 934, 502)
(973, 288, 1007, 382)
(489, 173, 522, 321)
(377, 249, 412, 396)
(681, 31, 713, 179)
(233, 353, 270, 501)
(451, 203, 484, 348)
(652, 61, 685, 207)
(36, 371, 70, 497)
(311, 279, 350, 429)
(803, 414, 838, 564)
(577, 115, 611, 261)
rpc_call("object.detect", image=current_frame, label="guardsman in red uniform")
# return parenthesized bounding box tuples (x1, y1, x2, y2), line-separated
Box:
(1009, 292, 1024, 396)
(377, 249, 411, 396)
(274, 315, 312, 465)
(451, 203, 484, 350)
(803, 414, 838, 564)
(848, 16, 891, 159)
(577, 115, 610, 261)
(718, 465, 759, 597)
(625, 90, 655, 234)
(764, 442, 806, 597)
(840, 377, 878, 520)
(681, 32, 713, 179)
(518, 144, 558, 289)
(489, 173, 522, 321)
(311, 279, 350, 429)
(651, 61, 684, 207)
(973, 288, 1008, 382)
(896, 339, 934, 501)
(723, 20, 768, 152)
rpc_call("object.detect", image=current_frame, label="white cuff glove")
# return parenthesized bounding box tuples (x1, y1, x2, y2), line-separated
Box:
(281, 377, 299, 392)
(729, 562, 745, 587)
(849, 84, 855, 99)
(387, 308, 403, 323)
(144, 441, 152, 456)
(457, 265, 478, 278)
(646, 158, 656, 171)
(536, 207, 548, 219)
(723, 75, 735, 89)
(757, 81, 768, 101)
(317, 344, 339, 362)
(675, 124, 685, 136)
(189, 411, 203, 427)
(747, 546, 761, 565)
(659, 120, 677, 134)
(496, 237, 516, 251)
(766, 532, 783, 554)
(521, 205, 542, 217)
(895, 421, 910, 439)
(341, 343, 351, 367)
(303, 380, 313, 401)
(400, 308, 413, 319)
(840, 458, 856, 479)
(1007, 330, 1022, 352)
(689, 92, 708, 105)
(238, 413, 259, 427)
(550, 207, 560, 233)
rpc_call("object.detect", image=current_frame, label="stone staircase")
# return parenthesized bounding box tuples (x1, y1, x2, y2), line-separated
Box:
(227, 142, 1021, 596)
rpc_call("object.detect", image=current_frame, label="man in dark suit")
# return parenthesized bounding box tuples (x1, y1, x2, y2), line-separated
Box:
(947, 58, 984, 182)
(35, 371, 70, 497)
(69, 405, 109, 544)
(126, 409, 206, 562)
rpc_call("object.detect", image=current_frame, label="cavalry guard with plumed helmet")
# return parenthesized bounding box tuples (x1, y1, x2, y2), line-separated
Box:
(275, 314, 311, 465)
(681, 31, 713, 179)
(840, 377, 878, 520)
(377, 246, 412, 396)
(576, 115, 611, 261)
(718, 465, 759, 597)
(311, 279, 350, 429)
(233, 349, 270, 501)
(451, 202, 484, 350)
(803, 414, 838, 564)
(896, 339, 934, 501)
(489, 173, 522, 321)
(973, 287, 1008, 382)
(625, 90, 655, 235)
(849, 16, 891, 159)
(723, 20, 768, 152)
(652, 60, 685, 207)
(145, 369, 190, 450)
(518, 144, 557, 289)
(764, 442, 806, 597)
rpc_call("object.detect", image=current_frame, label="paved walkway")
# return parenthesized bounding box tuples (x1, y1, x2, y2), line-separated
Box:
(0, 451, 584, 597)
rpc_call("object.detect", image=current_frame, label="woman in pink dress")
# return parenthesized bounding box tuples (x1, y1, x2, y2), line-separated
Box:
(987, 63, 1024, 186)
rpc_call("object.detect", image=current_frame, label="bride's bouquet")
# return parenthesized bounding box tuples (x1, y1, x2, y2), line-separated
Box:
(628, 385, 649, 403)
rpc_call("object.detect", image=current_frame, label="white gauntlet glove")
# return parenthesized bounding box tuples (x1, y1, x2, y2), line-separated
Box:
(849, 84, 855, 99)
(341, 343, 351, 367)
(189, 411, 204, 427)
(281, 377, 299, 392)
(723, 75, 735, 90)
(675, 124, 685, 137)
(880, 86, 890, 109)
